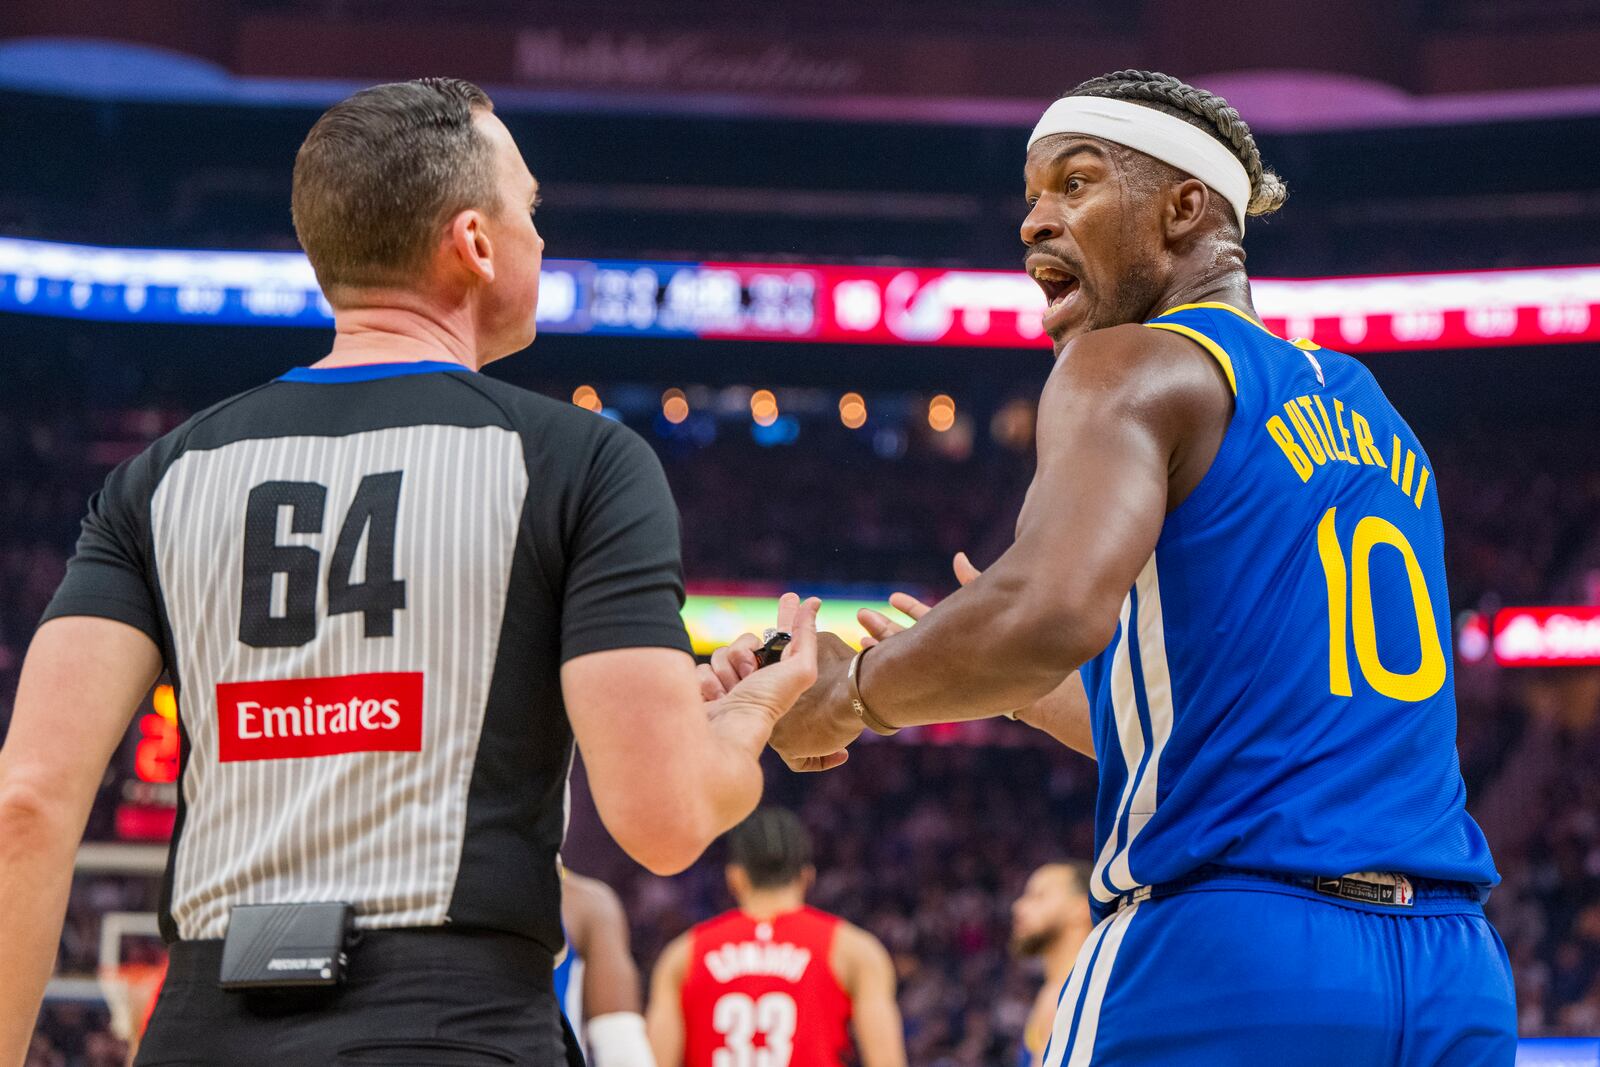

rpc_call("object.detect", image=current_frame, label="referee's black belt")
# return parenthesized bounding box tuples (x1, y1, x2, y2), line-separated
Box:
(164, 925, 556, 989)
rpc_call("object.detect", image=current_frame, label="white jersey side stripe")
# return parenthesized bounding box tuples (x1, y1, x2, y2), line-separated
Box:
(1106, 554, 1175, 896)
(1040, 909, 1117, 1067)
(1064, 902, 1140, 1067)
(1089, 593, 1141, 905)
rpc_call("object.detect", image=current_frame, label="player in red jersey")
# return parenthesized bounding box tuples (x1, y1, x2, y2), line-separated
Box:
(646, 808, 906, 1067)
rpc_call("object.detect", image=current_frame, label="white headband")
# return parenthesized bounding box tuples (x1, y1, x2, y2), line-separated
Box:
(1028, 96, 1252, 234)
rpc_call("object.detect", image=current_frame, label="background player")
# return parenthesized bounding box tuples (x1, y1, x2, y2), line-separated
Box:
(744, 69, 1517, 1062)
(1010, 863, 1093, 1067)
(557, 870, 657, 1067)
(646, 808, 906, 1067)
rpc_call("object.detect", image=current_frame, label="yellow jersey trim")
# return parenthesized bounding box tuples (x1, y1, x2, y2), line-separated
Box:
(1145, 321, 1238, 395)
(1291, 337, 1323, 351)
(1155, 301, 1278, 338)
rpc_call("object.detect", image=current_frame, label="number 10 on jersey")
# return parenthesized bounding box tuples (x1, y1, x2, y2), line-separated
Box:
(1316, 507, 1446, 703)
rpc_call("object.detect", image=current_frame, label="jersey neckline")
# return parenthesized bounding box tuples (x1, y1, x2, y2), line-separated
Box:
(279, 360, 472, 383)
(1152, 301, 1279, 338)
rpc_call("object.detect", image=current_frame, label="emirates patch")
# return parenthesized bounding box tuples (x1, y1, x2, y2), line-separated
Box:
(215, 672, 424, 762)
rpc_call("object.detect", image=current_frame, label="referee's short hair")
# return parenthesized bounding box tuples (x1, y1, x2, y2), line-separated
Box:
(292, 77, 498, 296)
(727, 808, 813, 889)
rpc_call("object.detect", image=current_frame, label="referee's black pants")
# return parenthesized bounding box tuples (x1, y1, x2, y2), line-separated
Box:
(135, 927, 578, 1066)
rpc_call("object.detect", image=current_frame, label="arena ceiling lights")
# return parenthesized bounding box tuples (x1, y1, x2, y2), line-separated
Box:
(2, 236, 1598, 354)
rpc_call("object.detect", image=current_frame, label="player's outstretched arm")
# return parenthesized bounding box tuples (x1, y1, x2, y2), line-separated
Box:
(768, 325, 1227, 761)
(0, 617, 162, 1066)
(565, 596, 819, 875)
(852, 556, 1095, 758)
(833, 922, 908, 1067)
(645, 933, 691, 1067)
(566, 873, 657, 1067)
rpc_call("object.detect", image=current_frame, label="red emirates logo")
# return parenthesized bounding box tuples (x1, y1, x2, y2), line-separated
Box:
(215, 672, 424, 762)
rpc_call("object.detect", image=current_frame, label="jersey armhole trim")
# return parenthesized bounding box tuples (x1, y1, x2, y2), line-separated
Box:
(1143, 321, 1238, 396)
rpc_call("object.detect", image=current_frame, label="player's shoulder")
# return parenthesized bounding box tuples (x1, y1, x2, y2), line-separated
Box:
(562, 872, 626, 935)
(657, 926, 696, 974)
(1045, 321, 1232, 423)
(796, 904, 846, 929)
(1318, 342, 1386, 395)
(1052, 321, 1218, 388)
(825, 917, 894, 993)
(562, 870, 623, 906)
(828, 915, 888, 958)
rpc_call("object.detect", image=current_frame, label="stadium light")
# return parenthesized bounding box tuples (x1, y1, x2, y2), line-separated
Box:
(662, 387, 689, 424)
(751, 389, 779, 427)
(839, 392, 867, 429)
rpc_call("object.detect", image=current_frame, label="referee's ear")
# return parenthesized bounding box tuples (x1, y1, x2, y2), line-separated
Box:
(448, 209, 496, 285)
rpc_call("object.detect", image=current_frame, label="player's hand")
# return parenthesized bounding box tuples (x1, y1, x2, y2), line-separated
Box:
(856, 552, 981, 646)
(710, 593, 821, 727)
(767, 631, 860, 772)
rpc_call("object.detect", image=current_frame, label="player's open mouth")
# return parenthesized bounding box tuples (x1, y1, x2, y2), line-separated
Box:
(1028, 258, 1081, 333)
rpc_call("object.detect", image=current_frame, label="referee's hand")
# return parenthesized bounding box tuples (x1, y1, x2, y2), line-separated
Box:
(703, 593, 822, 724)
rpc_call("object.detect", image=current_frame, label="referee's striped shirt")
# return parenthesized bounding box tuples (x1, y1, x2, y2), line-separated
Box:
(42, 360, 692, 951)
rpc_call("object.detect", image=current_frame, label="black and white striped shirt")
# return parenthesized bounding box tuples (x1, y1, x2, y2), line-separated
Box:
(44, 360, 692, 953)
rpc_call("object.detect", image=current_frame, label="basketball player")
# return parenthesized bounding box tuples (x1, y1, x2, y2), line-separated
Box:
(0, 78, 821, 1065)
(1010, 863, 1093, 1067)
(735, 70, 1518, 1061)
(556, 870, 657, 1067)
(645, 808, 906, 1067)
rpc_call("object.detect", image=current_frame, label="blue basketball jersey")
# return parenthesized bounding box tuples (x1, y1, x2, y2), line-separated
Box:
(1076, 302, 1498, 920)
(553, 930, 583, 1026)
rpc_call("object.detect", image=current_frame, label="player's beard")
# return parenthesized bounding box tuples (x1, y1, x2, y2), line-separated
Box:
(1011, 924, 1063, 959)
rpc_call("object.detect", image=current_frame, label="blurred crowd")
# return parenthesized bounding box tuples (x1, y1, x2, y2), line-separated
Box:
(616, 742, 1097, 1067)
(7, 388, 1600, 1060)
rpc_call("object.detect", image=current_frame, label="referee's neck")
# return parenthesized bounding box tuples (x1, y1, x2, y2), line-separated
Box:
(317, 302, 486, 372)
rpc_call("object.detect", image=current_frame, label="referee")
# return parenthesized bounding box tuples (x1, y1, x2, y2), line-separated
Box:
(0, 78, 817, 1066)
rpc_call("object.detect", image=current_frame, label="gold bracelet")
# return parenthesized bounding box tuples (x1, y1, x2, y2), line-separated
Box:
(848, 646, 900, 735)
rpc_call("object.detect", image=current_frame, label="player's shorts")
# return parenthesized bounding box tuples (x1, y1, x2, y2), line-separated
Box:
(135, 927, 576, 1066)
(1042, 868, 1517, 1066)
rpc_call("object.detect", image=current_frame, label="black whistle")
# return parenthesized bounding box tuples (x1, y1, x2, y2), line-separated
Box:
(754, 631, 792, 668)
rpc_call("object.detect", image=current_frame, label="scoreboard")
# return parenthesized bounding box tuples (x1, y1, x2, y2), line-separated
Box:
(4, 236, 1600, 354)
(114, 684, 178, 842)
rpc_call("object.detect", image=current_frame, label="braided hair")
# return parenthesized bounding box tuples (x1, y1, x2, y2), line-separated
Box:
(1065, 70, 1288, 222)
(727, 807, 813, 889)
